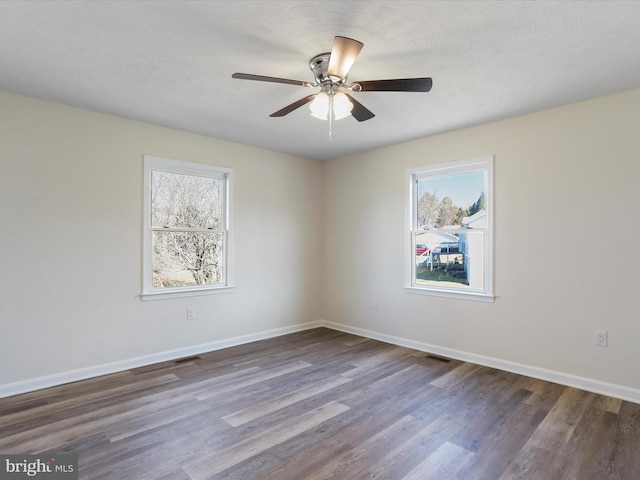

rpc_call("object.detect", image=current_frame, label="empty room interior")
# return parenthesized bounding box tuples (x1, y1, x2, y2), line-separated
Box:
(1, 1, 639, 479)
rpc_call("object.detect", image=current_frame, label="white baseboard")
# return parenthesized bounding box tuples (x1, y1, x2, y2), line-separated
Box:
(0, 321, 322, 399)
(320, 320, 640, 405)
(3, 319, 639, 405)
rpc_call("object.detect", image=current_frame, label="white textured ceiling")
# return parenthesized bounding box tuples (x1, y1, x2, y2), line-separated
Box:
(1, 1, 639, 160)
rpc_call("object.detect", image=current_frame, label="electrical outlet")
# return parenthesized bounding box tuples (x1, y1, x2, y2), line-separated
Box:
(186, 308, 196, 321)
(371, 297, 378, 310)
(594, 330, 607, 347)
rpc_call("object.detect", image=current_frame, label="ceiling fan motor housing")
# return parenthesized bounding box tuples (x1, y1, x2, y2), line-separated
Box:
(310, 53, 337, 87)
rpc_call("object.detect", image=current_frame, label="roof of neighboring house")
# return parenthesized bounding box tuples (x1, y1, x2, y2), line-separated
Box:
(462, 210, 486, 228)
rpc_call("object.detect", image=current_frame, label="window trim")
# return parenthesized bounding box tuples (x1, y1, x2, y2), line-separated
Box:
(141, 155, 234, 300)
(405, 155, 494, 302)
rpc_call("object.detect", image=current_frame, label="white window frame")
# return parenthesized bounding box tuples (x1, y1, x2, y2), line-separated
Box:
(405, 155, 494, 302)
(142, 155, 233, 300)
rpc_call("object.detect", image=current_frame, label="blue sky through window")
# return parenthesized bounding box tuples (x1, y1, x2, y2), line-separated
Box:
(418, 171, 484, 209)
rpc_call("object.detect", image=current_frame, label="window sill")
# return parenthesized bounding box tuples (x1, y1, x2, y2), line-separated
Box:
(141, 285, 234, 301)
(404, 286, 494, 302)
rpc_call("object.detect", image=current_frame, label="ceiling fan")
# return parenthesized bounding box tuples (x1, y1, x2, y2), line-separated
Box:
(232, 36, 432, 125)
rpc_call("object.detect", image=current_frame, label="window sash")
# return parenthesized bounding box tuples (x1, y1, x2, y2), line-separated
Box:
(151, 172, 225, 230)
(411, 229, 488, 293)
(152, 230, 226, 289)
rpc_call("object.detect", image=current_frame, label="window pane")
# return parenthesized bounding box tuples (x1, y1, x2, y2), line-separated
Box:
(414, 230, 485, 289)
(416, 171, 485, 229)
(151, 171, 223, 229)
(152, 231, 224, 288)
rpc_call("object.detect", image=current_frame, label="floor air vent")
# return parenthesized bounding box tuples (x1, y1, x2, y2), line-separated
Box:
(426, 354, 450, 362)
(174, 355, 201, 364)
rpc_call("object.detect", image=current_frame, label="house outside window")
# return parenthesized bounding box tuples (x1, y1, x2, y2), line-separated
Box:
(406, 156, 494, 301)
(142, 155, 233, 299)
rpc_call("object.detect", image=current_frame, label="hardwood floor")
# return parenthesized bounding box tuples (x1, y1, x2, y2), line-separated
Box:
(1, 327, 639, 479)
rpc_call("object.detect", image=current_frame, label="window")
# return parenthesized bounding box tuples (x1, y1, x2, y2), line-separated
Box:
(142, 155, 232, 299)
(406, 156, 493, 301)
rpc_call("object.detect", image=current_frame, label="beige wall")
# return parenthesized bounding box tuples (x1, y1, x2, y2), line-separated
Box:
(2, 88, 639, 400)
(322, 88, 640, 395)
(0, 92, 323, 387)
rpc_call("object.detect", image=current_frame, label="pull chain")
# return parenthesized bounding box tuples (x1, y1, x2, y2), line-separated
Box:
(328, 92, 334, 142)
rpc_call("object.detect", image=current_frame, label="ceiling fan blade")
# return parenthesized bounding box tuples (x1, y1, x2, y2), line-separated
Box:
(344, 93, 375, 122)
(270, 95, 317, 117)
(355, 78, 433, 92)
(232, 73, 310, 87)
(327, 36, 364, 81)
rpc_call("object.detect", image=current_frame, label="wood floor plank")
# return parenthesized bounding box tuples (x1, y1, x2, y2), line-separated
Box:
(429, 361, 483, 388)
(340, 345, 417, 377)
(340, 336, 370, 347)
(402, 441, 474, 480)
(348, 415, 468, 479)
(305, 415, 426, 479)
(0, 398, 47, 416)
(593, 394, 623, 414)
(193, 360, 311, 401)
(450, 399, 547, 480)
(104, 398, 211, 442)
(519, 376, 567, 411)
(602, 401, 640, 480)
(0, 370, 136, 405)
(0, 388, 197, 453)
(1, 327, 639, 480)
(445, 371, 530, 452)
(182, 401, 350, 479)
(81, 431, 211, 480)
(222, 374, 351, 427)
(258, 368, 457, 480)
(554, 402, 619, 480)
(0, 373, 180, 429)
(76, 414, 225, 473)
(498, 387, 596, 479)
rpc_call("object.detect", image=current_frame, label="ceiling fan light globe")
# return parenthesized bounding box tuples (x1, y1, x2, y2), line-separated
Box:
(309, 92, 329, 120)
(309, 92, 353, 121)
(333, 92, 353, 120)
